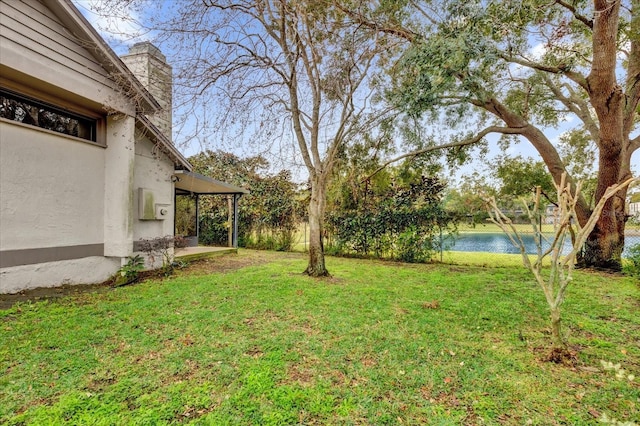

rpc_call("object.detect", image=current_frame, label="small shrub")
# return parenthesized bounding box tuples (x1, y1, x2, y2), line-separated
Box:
(173, 235, 188, 249)
(114, 255, 145, 287)
(137, 235, 177, 276)
(622, 243, 640, 278)
(274, 229, 295, 251)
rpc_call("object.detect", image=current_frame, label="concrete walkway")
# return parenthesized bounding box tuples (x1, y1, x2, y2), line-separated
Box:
(174, 246, 237, 262)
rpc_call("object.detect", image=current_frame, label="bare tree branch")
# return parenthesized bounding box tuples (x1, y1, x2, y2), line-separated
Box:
(630, 134, 640, 153)
(364, 126, 526, 181)
(540, 73, 600, 143)
(334, 1, 418, 42)
(499, 53, 589, 91)
(624, 8, 640, 138)
(554, 0, 594, 28)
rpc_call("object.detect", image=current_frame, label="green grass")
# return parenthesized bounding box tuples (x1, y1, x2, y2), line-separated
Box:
(1, 250, 638, 425)
(456, 222, 556, 234)
(458, 221, 640, 234)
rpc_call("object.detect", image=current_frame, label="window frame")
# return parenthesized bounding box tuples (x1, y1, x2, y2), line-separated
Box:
(0, 85, 106, 147)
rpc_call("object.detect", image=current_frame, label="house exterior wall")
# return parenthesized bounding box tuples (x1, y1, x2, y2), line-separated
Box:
(0, 119, 123, 293)
(103, 114, 136, 257)
(132, 134, 176, 269)
(0, 0, 133, 115)
(0, 0, 137, 293)
(0, 123, 106, 249)
(0, 0, 185, 293)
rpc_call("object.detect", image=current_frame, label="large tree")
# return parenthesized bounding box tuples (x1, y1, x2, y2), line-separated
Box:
(95, 0, 399, 276)
(344, 0, 639, 270)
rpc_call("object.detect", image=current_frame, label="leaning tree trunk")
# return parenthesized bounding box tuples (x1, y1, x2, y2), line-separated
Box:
(305, 176, 330, 277)
(580, 113, 628, 271)
(580, 0, 628, 271)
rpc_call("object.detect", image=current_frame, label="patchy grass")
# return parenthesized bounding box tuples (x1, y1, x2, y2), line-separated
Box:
(1, 250, 638, 425)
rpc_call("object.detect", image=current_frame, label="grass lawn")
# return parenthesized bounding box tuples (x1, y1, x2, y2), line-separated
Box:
(1, 250, 638, 425)
(456, 222, 640, 234)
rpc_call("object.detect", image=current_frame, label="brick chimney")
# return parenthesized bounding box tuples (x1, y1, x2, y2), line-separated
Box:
(121, 42, 172, 140)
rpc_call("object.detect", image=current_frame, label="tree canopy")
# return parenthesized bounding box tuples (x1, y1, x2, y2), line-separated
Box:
(344, 0, 639, 270)
(93, 0, 638, 271)
(94, 0, 405, 275)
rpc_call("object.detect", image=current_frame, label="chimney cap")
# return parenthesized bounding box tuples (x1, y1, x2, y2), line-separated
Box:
(125, 41, 166, 62)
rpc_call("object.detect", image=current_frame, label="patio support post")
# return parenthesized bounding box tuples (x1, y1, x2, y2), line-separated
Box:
(227, 195, 233, 248)
(233, 194, 239, 249)
(195, 194, 200, 245)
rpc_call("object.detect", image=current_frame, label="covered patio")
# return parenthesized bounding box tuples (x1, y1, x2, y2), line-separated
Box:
(173, 170, 249, 252)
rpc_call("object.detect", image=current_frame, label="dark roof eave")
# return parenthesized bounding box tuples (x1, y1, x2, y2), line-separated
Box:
(173, 170, 249, 195)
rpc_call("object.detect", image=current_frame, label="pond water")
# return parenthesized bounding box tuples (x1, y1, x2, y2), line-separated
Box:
(449, 232, 635, 257)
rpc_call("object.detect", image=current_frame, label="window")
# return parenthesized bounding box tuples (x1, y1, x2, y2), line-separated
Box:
(0, 89, 97, 142)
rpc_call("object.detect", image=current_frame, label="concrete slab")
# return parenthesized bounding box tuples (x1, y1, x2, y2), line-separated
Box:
(174, 246, 237, 262)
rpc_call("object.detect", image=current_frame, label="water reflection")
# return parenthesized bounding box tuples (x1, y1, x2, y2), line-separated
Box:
(450, 233, 573, 256)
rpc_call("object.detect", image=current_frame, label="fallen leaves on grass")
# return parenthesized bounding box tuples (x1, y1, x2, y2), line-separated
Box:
(421, 300, 440, 309)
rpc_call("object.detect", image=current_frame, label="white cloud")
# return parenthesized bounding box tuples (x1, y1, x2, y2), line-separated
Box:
(73, 0, 148, 53)
(529, 42, 547, 61)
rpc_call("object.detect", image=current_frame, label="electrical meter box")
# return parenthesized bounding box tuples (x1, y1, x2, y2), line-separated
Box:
(138, 188, 169, 220)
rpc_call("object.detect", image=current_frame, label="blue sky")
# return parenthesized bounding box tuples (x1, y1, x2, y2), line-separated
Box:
(73, 0, 638, 188)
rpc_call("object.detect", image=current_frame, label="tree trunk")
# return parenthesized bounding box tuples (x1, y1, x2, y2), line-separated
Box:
(304, 176, 330, 277)
(581, 182, 627, 271)
(578, 0, 627, 271)
(550, 307, 566, 350)
(488, 98, 629, 272)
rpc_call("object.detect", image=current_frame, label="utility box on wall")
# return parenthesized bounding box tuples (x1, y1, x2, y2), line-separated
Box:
(138, 188, 169, 220)
(155, 204, 170, 220)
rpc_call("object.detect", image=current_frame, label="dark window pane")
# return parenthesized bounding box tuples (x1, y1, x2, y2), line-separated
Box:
(0, 90, 96, 142)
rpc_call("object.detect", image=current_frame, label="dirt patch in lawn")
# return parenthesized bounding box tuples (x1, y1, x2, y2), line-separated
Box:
(0, 281, 114, 310)
(180, 250, 301, 276)
(0, 250, 302, 310)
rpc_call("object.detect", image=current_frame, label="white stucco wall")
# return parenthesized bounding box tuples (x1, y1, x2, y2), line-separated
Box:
(103, 114, 136, 257)
(132, 134, 176, 268)
(0, 120, 127, 294)
(0, 0, 182, 293)
(0, 257, 121, 294)
(0, 122, 106, 249)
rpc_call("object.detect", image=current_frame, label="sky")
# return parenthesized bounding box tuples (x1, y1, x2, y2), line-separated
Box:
(73, 0, 638, 189)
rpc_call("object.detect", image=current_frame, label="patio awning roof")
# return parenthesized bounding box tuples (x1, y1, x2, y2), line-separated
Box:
(173, 170, 249, 195)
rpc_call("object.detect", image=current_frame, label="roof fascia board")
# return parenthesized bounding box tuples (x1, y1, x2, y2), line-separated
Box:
(48, 0, 160, 113)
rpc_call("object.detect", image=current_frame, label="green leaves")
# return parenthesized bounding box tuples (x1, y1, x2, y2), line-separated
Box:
(495, 155, 555, 202)
(179, 150, 303, 251)
(326, 172, 457, 260)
